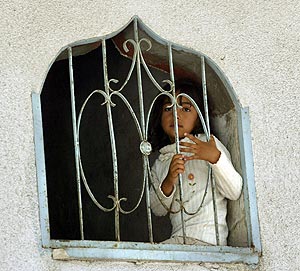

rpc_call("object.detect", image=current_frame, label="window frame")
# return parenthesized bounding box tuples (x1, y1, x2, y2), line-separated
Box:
(32, 15, 261, 264)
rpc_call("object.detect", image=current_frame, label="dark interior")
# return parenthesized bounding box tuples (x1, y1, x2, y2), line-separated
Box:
(40, 20, 246, 246)
(41, 38, 172, 242)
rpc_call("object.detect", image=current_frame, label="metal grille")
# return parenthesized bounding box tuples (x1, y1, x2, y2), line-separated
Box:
(67, 19, 220, 245)
(32, 16, 261, 263)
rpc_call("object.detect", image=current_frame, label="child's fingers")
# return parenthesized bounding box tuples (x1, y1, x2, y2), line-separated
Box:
(172, 154, 185, 161)
(172, 165, 185, 172)
(175, 168, 185, 175)
(170, 155, 185, 167)
(180, 142, 199, 153)
(179, 141, 196, 148)
(209, 135, 216, 144)
(170, 168, 185, 175)
(184, 155, 198, 161)
(170, 158, 185, 168)
(183, 133, 202, 144)
(169, 162, 185, 177)
(171, 160, 185, 167)
(179, 147, 196, 154)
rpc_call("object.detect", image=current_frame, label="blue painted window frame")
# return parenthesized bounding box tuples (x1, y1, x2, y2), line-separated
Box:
(31, 16, 261, 264)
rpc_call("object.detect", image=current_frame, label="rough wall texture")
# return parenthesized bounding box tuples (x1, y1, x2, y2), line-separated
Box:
(0, 0, 299, 270)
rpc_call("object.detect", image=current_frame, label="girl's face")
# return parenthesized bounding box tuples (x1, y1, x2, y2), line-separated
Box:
(161, 95, 199, 143)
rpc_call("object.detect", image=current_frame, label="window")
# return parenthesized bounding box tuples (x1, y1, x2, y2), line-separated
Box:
(32, 16, 261, 264)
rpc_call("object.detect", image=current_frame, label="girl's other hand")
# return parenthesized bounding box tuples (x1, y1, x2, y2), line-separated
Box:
(161, 154, 185, 196)
(179, 133, 221, 164)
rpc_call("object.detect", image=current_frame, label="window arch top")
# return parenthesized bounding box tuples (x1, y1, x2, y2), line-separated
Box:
(32, 15, 261, 264)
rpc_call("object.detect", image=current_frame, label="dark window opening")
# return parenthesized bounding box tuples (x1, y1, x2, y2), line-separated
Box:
(34, 17, 260, 259)
(42, 38, 173, 242)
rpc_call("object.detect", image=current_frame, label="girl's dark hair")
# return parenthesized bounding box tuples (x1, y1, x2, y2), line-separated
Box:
(148, 79, 204, 151)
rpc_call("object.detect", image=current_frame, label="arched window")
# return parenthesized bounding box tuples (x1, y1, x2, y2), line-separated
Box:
(32, 16, 261, 263)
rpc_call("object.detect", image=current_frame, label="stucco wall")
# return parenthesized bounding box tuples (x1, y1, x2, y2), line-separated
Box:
(0, 1, 299, 270)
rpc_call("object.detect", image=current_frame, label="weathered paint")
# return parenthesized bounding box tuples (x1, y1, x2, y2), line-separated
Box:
(32, 93, 51, 247)
(238, 107, 262, 253)
(31, 15, 261, 264)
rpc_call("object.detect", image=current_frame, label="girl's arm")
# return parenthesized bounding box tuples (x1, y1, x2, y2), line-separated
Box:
(161, 154, 185, 196)
(149, 160, 177, 216)
(209, 136, 243, 200)
(180, 133, 242, 200)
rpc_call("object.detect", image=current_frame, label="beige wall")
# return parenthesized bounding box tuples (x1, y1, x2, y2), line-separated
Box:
(0, 1, 299, 270)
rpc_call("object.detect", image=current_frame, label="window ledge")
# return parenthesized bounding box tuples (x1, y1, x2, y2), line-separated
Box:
(50, 240, 259, 264)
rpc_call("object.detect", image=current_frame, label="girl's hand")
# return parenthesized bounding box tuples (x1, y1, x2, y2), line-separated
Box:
(161, 154, 185, 196)
(179, 133, 221, 164)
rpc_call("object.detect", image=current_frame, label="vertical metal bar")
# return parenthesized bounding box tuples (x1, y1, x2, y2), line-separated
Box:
(168, 43, 187, 244)
(201, 56, 220, 245)
(134, 18, 154, 243)
(102, 39, 120, 241)
(134, 18, 146, 136)
(32, 93, 51, 247)
(201, 56, 210, 133)
(145, 173, 153, 243)
(68, 47, 84, 240)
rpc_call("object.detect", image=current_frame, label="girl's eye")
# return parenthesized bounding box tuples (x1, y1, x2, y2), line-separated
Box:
(164, 107, 173, 112)
(182, 106, 191, 112)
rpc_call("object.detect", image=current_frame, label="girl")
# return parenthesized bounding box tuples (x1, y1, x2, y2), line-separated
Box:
(149, 79, 243, 246)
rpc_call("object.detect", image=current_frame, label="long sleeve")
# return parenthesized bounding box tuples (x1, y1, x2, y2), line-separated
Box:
(149, 160, 176, 216)
(149, 135, 243, 245)
(210, 136, 243, 200)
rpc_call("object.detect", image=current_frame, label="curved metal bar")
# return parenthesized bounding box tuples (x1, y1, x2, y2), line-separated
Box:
(138, 38, 173, 93)
(175, 93, 211, 215)
(118, 172, 145, 215)
(176, 93, 209, 140)
(147, 159, 182, 214)
(108, 92, 146, 215)
(139, 37, 152, 51)
(147, 92, 212, 216)
(109, 92, 143, 141)
(79, 158, 117, 212)
(182, 167, 211, 216)
(146, 92, 181, 214)
(108, 39, 138, 92)
(144, 88, 176, 240)
(145, 91, 175, 136)
(144, 85, 182, 214)
(77, 90, 110, 126)
(76, 90, 117, 212)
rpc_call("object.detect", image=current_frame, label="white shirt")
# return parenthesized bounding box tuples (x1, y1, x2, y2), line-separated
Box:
(150, 134, 243, 245)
